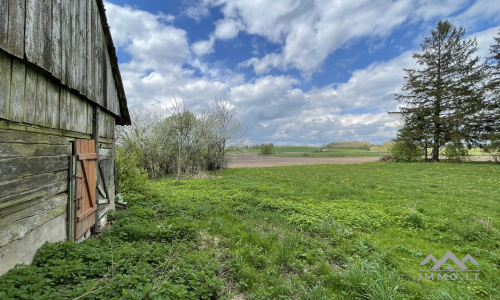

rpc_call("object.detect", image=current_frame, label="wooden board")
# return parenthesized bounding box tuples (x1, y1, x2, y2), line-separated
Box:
(95, 17, 103, 106)
(0, 170, 66, 204)
(74, 139, 97, 240)
(0, 193, 67, 248)
(59, 86, 70, 131)
(0, 51, 11, 119)
(0, 120, 91, 140)
(46, 78, 60, 129)
(7, 0, 24, 58)
(69, 0, 76, 88)
(24, 68, 37, 124)
(60, 0, 69, 85)
(51, 0, 62, 78)
(0, 128, 69, 144)
(9, 59, 26, 123)
(86, 0, 93, 101)
(25, 0, 39, 65)
(0, 177, 66, 211)
(40, 0, 52, 72)
(0, 0, 7, 50)
(35, 73, 47, 127)
(0, 143, 69, 158)
(79, 0, 86, 96)
(0, 155, 68, 181)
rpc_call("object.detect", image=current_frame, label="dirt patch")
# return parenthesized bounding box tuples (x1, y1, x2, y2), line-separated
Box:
(226, 154, 495, 168)
(226, 153, 380, 168)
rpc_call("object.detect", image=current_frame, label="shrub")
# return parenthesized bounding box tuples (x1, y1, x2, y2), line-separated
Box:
(115, 148, 151, 196)
(260, 144, 274, 155)
(302, 152, 311, 157)
(442, 144, 470, 162)
(390, 141, 421, 162)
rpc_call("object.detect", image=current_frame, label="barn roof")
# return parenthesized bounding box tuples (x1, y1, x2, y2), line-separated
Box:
(98, 0, 131, 126)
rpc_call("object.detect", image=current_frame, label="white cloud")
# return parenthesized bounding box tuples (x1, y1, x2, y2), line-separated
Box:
(187, 0, 500, 78)
(191, 37, 216, 56)
(106, 1, 500, 145)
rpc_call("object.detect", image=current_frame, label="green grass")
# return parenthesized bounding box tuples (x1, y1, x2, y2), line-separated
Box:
(1, 162, 499, 299)
(244, 146, 389, 157)
(275, 149, 389, 157)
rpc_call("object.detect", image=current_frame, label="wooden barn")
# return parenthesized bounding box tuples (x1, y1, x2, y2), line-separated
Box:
(0, 0, 131, 275)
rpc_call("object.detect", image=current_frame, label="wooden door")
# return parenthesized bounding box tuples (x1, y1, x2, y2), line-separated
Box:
(74, 139, 97, 240)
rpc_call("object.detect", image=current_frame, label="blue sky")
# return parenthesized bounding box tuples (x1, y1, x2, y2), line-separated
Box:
(105, 0, 500, 145)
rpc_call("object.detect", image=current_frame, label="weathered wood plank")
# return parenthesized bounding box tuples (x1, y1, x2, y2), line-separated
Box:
(80, 0, 86, 97)
(40, 0, 52, 72)
(70, 92, 78, 132)
(0, 120, 91, 140)
(7, 0, 24, 58)
(35, 73, 47, 127)
(0, 128, 69, 145)
(0, 155, 68, 181)
(60, 0, 69, 84)
(51, 0, 62, 78)
(0, 193, 67, 248)
(59, 86, 70, 130)
(0, 0, 8, 50)
(86, 0, 92, 101)
(74, 0, 81, 92)
(46, 78, 60, 129)
(95, 14, 103, 106)
(0, 170, 66, 199)
(0, 143, 70, 158)
(0, 176, 66, 209)
(69, 0, 76, 88)
(97, 184, 107, 198)
(9, 59, 26, 122)
(25, 0, 39, 64)
(24, 67, 37, 124)
(0, 50, 11, 119)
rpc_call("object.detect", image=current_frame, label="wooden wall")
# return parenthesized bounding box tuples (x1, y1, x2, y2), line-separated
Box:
(0, 51, 116, 138)
(0, 123, 116, 248)
(0, 0, 121, 119)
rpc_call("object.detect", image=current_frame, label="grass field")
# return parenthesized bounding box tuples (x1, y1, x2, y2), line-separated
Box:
(245, 146, 390, 157)
(1, 162, 499, 299)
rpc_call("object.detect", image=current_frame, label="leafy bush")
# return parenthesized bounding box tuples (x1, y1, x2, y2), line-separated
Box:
(390, 140, 421, 162)
(302, 152, 311, 157)
(115, 149, 154, 197)
(260, 144, 274, 155)
(442, 144, 470, 162)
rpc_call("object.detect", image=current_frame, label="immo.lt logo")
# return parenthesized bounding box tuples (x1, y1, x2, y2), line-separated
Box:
(419, 251, 480, 281)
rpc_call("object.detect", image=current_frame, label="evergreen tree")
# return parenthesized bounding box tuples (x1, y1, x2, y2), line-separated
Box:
(391, 20, 488, 161)
(482, 29, 500, 153)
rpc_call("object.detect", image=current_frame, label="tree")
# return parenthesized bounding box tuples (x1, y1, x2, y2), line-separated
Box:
(391, 20, 488, 161)
(209, 98, 246, 173)
(482, 29, 500, 157)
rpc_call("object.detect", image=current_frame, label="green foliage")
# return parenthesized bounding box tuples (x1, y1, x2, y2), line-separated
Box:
(325, 141, 371, 150)
(115, 148, 152, 196)
(260, 144, 274, 155)
(2, 162, 499, 299)
(442, 144, 471, 162)
(392, 20, 490, 161)
(390, 140, 421, 162)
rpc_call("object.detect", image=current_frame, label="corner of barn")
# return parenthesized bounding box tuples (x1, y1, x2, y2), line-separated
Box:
(0, 0, 130, 276)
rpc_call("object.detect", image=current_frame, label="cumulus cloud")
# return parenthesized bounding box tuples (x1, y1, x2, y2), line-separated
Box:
(105, 1, 500, 145)
(187, 0, 500, 78)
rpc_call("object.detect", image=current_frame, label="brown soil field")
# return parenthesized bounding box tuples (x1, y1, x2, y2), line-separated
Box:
(226, 153, 495, 168)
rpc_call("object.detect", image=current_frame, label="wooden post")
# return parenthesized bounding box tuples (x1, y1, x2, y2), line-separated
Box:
(92, 104, 100, 232)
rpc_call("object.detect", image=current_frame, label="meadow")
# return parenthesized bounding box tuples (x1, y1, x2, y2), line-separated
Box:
(246, 146, 389, 157)
(0, 162, 499, 299)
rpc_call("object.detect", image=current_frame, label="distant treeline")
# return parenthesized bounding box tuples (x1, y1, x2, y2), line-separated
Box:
(325, 141, 371, 150)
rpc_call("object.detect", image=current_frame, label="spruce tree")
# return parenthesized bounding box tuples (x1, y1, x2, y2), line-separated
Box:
(391, 20, 487, 161)
(482, 29, 500, 153)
